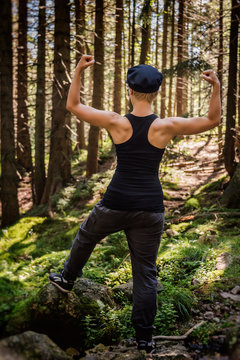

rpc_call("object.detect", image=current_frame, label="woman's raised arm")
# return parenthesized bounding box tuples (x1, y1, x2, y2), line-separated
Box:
(165, 69, 221, 136)
(66, 55, 118, 129)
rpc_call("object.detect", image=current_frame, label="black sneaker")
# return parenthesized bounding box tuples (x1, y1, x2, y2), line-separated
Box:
(137, 339, 156, 354)
(49, 270, 74, 293)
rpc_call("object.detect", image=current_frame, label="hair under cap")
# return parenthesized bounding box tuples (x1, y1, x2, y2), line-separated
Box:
(126, 64, 163, 93)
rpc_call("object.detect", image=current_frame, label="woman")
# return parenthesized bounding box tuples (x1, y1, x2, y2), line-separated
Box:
(49, 55, 221, 353)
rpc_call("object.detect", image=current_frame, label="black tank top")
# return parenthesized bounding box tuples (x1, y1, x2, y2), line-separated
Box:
(101, 113, 165, 212)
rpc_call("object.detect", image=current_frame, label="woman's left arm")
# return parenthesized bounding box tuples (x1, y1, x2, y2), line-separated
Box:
(66, 55, 117, 129)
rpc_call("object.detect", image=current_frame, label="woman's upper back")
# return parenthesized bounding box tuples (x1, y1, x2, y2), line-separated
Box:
(115, 113, 165, 175)
(110, 112, 173, 150)
(101, 113, 166, 212)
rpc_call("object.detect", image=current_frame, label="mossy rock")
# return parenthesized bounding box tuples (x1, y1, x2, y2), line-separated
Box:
(184, 197, 200, 210)
(113, 278, 163, 302)
(6, 278, 116, 352)
(193, 175, 228, 196)
(0, 330, 71, 359)
(80, 342, 146, 360)
(163, 190, 171, 200)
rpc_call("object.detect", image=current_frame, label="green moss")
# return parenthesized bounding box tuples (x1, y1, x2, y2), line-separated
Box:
(184, 197, 201, 210)
(161, 180, 179, 190)
(193, 174, 228, 196)
(170, 222, 192, 233)
(5, 296, 33, 334)
(163, 190, 171, 200)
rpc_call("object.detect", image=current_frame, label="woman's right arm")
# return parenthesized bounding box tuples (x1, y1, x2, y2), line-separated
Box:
(66, 54, 119, 130)
(165, 69, 221, 136)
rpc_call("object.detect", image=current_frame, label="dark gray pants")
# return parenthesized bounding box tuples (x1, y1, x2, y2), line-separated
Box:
(63, 201, 165, 341)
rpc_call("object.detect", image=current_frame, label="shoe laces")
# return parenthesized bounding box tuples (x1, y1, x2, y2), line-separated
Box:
(60, 270, 74, 284)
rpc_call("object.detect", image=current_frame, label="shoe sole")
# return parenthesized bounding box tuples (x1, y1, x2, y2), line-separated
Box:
(49, 280, 72, 294)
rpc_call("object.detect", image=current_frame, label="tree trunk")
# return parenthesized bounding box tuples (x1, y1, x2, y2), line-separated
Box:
(75, 0, 86, 150)
(114, 0, 123, 114)
(86, 0, 104, 178)
(217, 0, 223, 159)
(160, 0, 169, 119)
(128, 0, 131, 68)
(223, 0, 239, 178)
(189, 15, 193, 117)
(168, 0, 175, 117)
(176, 0, 184, 116)
(153, 0, 159, 114)
(131, 0, 136, 66)
(182, 2, 188, 115)
(238, 44, 240, 129)
(236, 28, 240, 155)
(220, 161, 240, 208)
(125, 13, 129, 113)
(41, 0, 71, 206)
(17, 0, 32, 171)
(140, 0, 151, 64)
(0, 0, 20, 226)
(34, 0, 46, 205)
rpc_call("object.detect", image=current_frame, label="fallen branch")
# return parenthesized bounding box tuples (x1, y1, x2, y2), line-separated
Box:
(167, 212, 240, 224)
(153, 321, 205, 341)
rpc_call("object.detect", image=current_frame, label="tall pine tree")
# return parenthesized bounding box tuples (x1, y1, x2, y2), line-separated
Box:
(86, 0, 104, 178)
(114, 0, 123, 114)
(34, 0, 46, 205)
(41, 0, 71, 208)
(223, 0, 239, 177)
(0, 0, 19, 226)
(17, 0, 32, 171)
(139, 0, 152, 64)
(176, 0, 184, 116)
(75, 0, 86, 150)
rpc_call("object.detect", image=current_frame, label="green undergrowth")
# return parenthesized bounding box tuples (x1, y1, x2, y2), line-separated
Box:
(0, 140, 240, 345)
(183, 174, 229, 211)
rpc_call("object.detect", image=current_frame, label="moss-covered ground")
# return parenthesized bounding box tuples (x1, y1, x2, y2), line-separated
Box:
(0, 135, 240, 355)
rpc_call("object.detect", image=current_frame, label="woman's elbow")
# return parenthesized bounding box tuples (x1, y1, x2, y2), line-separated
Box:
(66, 102, 77, 113)
(210, 118, 220, 129)
(66, 102, 72, 111)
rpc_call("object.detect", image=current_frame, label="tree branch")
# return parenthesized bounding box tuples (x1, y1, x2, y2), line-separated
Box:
(153, 321, 205, 341)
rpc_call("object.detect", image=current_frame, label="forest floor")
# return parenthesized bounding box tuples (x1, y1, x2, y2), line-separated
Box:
(160, 134, 226, 214)
(1, 134, 240, 360)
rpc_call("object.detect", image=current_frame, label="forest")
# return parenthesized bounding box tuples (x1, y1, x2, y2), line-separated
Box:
(0, 0, 240, 359)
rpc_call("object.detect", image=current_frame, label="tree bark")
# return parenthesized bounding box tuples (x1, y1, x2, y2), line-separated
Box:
(127, 0, 131, 68)
(217, 0, 223, 159)
(160, 0, 169, 119)
(236, 29, 240, 155)
(17, 0, 32, 171)
(182, 2, 188, 115)
(34, 0, 46, 205)
(220, 161, 240, 208)
(41, 0, 71, 206)
(176, 0, 184, 116)
(86, 0, 104, 178)
(131, 0, 136, 66)
(223, 0, 239, 177)
(75, 0, 86, 150)
(238, 43, 240, 129)
(168, 0, 175, 117)
(114, 0, 123, 114)
(153, 0, 159, 114)
(140, 0, 151, 64)
(0, 0, 20, 226)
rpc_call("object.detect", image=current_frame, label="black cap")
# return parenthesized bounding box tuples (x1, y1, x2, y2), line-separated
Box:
(126, 64, 163, 93)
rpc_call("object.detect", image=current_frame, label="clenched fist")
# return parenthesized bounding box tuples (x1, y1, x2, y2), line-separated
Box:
(200, 69, 220, 86)
(76, 54, 95, 71)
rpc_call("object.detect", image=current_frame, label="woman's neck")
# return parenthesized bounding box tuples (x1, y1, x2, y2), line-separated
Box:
(131, 101, 153, 117)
